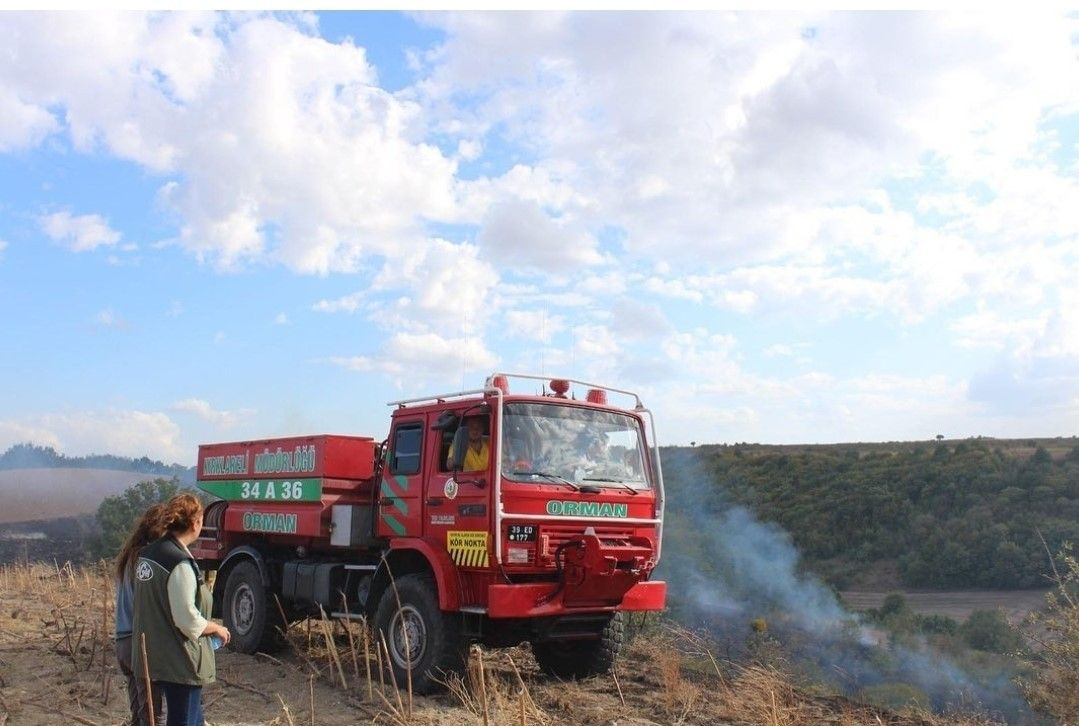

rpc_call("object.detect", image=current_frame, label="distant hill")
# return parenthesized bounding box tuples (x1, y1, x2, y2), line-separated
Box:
(0, 443, 194, 483)
(0, 468, 161, 523)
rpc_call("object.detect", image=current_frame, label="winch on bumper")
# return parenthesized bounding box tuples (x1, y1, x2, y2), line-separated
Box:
(487, 531, 666, 618)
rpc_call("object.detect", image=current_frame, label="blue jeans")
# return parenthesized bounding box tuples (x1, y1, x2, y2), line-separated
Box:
(156, 681, 203, 726)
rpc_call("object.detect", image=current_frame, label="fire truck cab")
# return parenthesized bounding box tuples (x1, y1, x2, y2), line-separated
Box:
(192, 373, 666, 692)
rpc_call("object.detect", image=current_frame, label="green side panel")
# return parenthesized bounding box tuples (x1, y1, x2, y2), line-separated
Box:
(380, 479, 408, 515)
(381, 512, 406, 536)
(198, 478, 323, 502)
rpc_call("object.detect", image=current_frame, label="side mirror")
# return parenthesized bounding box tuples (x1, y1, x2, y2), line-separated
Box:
(432, 411, 459, 431)
(450, 426, 468, 471)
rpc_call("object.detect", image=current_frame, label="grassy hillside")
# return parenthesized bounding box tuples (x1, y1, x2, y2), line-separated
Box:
(661, 436, 1079, 590)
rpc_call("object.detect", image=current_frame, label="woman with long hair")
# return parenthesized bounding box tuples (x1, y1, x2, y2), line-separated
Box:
(131, 494, 230, 726)
(115, 504, 165, 726)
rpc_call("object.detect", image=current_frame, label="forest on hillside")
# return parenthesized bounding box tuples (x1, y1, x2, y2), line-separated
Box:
(661, 437, 1079, 590)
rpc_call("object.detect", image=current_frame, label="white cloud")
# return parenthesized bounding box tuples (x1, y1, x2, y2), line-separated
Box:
(476, 197, 603, 273)
(171, 398, 253, 428)
(2, 12, 460, 274)
(313, 292, 367, 314)
(0, 86, 58, 150)
(415, 11, 1079, 319)
(0, 420, 63, 451)
(960, 291, 1079, 419)
(504, 310, 565, 343)
(0, 239, 7, 258)
(40, 211, 121, 252)
(0, 409, 183, 462)
(608, 298, 671, 340)
(571, 324, 621, 362)
(273, 312, 289, 325)
(329, 331, 497, 388)
(93, 309, 127, 330)
(369, 237, 498, 336)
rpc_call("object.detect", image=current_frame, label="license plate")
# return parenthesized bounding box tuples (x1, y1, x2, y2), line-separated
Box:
(507, 524, 537, 542)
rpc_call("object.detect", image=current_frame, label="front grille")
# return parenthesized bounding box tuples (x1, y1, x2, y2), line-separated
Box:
(543, 524, 634, 548)
(503, 523, 635, 567)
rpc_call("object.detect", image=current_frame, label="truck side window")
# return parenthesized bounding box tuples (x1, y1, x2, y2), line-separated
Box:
(391, 423, 423, 475)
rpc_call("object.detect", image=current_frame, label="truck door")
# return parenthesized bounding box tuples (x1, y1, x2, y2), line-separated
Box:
(378, 418, 425, 537)
(425, 411, 494, 569)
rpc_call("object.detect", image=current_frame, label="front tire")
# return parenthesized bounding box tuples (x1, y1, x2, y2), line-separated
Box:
(374, 573, 464, 694)
(532, 612, 623, 679)
(222, 560, 286, 654)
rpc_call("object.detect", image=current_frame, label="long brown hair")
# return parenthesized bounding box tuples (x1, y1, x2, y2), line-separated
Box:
(158, 493, 203, 534)
(115, 504, 165, 579)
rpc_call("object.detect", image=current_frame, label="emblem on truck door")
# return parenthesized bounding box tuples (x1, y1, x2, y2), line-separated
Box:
(443, 477, 459, 500)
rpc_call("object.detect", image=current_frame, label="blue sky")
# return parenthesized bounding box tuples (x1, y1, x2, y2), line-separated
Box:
(1, 11, 1078, 464)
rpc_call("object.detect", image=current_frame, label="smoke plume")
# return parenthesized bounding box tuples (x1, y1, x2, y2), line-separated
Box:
(656, 448, 1036, 723)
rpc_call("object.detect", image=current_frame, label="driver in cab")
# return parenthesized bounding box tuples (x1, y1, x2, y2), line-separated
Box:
(447, 418, 489, 471)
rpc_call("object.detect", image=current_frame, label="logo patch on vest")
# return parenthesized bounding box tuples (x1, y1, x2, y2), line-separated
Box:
(135, 560, 153, 581)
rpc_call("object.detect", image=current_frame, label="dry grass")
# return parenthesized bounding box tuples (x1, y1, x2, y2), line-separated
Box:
(439, 646, 551, 726)
(1019, 542, 1079, 723)
(0, 561, 1014, 726)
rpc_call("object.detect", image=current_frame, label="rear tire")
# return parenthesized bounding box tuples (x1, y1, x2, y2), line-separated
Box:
(222, 560, 287, 654)
(374, 573, 464, 694)
(532, 612, 623, 679)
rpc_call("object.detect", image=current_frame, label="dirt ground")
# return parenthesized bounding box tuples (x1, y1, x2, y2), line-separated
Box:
(0, 562, 1003, 726)
(840, 590, 1050, 623)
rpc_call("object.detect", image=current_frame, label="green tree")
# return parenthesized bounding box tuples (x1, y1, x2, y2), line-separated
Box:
(93, 477, 183, 560)
(879, 593, 910, 618)
(959, 609, 1021, 654)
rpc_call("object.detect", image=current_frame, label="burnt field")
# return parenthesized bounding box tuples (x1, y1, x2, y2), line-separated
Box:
(0, 562, 1006, 726)
(0, 515, 99, 565)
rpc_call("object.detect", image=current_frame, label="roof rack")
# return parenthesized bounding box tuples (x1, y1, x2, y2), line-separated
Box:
(485, 372, 644, 410)
(387, 386, 496, 409)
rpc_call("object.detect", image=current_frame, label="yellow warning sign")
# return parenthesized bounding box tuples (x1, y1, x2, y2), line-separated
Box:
(447, 530, 489, 568)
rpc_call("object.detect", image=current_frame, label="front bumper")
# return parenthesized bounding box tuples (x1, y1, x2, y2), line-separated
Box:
(486, 579, 667, 618)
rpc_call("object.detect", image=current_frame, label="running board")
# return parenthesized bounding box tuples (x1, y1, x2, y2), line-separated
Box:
(329, 611, 369, 621)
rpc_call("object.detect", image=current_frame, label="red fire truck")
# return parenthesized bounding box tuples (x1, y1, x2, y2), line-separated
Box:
(191, 373, 666, 691)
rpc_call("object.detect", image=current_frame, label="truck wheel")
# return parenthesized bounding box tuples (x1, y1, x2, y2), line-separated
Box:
(532, 612, 623, 679)
(222, 560, 286, 654)
(374, 573, 463, 694)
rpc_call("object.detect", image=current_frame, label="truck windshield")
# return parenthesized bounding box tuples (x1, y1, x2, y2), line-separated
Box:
(501, 402, 650, 490)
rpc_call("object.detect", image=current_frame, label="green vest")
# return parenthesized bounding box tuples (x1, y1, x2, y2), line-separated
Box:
(131, 536, 215, 686)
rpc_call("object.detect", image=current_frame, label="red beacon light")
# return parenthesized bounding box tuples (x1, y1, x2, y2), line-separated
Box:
(550, 379, 570, 397)
(490, 375, 509, 394)
(586, 388, 607, 405)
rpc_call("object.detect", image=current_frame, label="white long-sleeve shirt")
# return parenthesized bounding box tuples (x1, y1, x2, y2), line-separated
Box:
(166, 558, 208, 642)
